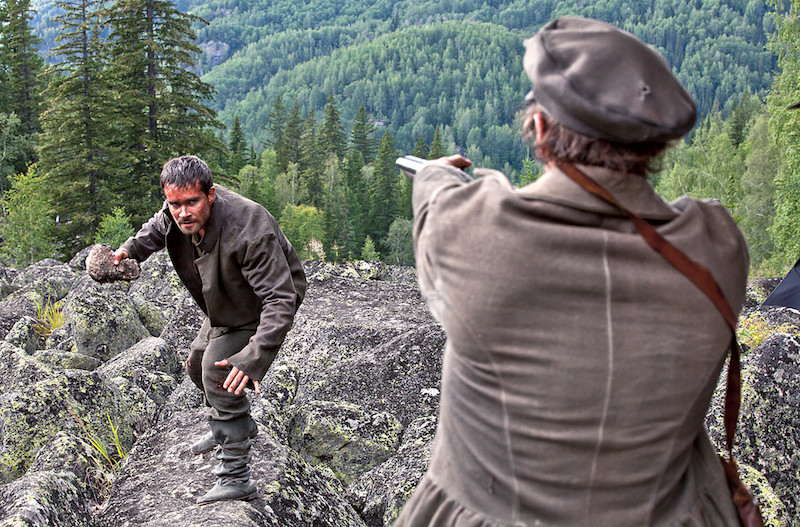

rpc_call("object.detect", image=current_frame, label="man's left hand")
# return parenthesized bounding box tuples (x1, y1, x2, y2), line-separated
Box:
(215, 359, 261, 395)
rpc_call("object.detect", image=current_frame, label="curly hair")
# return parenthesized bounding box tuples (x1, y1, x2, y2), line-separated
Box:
(521, 104, 670, 177)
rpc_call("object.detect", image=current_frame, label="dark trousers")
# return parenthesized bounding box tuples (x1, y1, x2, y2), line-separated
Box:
(187, 318, 256, 421)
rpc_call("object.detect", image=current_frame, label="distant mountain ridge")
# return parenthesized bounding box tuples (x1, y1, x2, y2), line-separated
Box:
(31, 0, 777, 172)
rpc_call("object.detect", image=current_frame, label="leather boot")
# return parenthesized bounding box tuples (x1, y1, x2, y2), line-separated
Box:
(191, 417, 259, 455)
(196, 416, 258, 505)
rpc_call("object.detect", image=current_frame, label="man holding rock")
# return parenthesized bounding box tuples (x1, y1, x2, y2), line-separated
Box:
(113, 155, 306, 505)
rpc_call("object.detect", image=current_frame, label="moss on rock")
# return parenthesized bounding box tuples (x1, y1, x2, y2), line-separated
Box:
(288, 400, 402, 485)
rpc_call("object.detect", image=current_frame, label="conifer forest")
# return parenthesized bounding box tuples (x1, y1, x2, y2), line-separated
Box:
(2, 0, 800, 275)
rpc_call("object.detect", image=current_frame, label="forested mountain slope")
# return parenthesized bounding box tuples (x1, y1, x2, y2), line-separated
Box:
(31, 0, 776, 172)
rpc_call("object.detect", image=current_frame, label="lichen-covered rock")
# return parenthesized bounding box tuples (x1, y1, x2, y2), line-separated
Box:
(9, 259, 77, 298)
(734, 332, 800, 522)
(288, 400, 402, 485)
(86, 244, 141, 283)
(738, 459, 791, 526)
(97, 337, 181, 407)
(0, 265, 21, 299)
(250, 363, 301, 442)
(132, 295, 168, 337)
(158, 377, 204, 423)
(32, 348, 102, 370)
(129, 251, 190, 332)
(743, 277, 781, 315)
(4, 315, 41, 354)
(0, 260, 76, 340)
(157, 294, 204, 361)
(62, 275, 149, 361)
(96, 409, 367, 527)
(0, 470, 93, 527)
(0, 342, 54, 394)
(347, 415, 437, 526)
(27, 431, 103, 504)
(1, 256, 798, 526)
(280, 272, 444, 428)
(0, 370, 135, 483)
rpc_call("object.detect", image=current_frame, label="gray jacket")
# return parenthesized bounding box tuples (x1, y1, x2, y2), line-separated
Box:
(121, 185, 306, 381)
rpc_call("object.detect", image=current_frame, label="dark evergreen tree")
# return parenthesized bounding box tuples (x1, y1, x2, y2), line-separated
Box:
(428, 125, 446, 159)
(412, 133, 428, 158)
(39, 0, 115, 256)
(320, 92, 347, 160)
(0, 0, 44, 136)
(282, 100, 303, 171)
(228, 113, 247, 176)
(104, 0, 223, 224)
(265, 95, 287, 171)
(350, 103, 376, 163)
(299, 108, 323, 207)
(343, 148, 367, 257)
(367, 131, 397, 251)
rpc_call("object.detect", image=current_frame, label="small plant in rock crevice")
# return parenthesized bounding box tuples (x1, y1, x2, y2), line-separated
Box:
(33, 299, 65, 341)
(737, 312, 799, 351)
(68, 409, 129, 498)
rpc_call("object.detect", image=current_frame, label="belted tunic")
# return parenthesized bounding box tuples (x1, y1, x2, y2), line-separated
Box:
(396, 163, 748, 526)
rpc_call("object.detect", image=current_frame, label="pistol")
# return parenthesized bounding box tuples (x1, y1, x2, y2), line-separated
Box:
(395, 155, 427, 175)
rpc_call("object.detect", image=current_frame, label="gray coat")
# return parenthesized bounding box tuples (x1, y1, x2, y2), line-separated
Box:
(397, 163, 748, 526)
(121, 185, 306, 381)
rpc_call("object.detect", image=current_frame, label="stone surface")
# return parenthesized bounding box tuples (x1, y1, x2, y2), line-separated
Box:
(0, 256, 796, 526)
(86, 245, 141, 283)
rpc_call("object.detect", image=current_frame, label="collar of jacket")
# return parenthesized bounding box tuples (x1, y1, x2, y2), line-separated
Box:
(508, 164, 678, 221)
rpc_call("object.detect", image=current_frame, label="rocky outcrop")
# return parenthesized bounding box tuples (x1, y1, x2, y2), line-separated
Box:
(0, 255, 797, 526)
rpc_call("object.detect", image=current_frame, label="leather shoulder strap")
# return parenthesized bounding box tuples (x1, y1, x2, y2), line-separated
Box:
(556, 161, 742, 457)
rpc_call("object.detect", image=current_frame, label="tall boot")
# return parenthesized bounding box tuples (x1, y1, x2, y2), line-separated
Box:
(190, 417, 259, 455)
(196, 416, 258, 505)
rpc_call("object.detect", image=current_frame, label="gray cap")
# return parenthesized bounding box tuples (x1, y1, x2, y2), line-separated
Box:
(524, 17, 696, 144)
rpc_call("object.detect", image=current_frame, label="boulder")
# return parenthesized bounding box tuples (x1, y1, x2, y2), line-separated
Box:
(0, 470, 94, 527)
(737, 332, 800, 522)
(62, 275, 149, 361)
(0, 369, 136, 483)
(288, 400, 402, 485)
(0, 259, 77, 340)
(346, 415, 437, 527)
(95, 409, 368, 527)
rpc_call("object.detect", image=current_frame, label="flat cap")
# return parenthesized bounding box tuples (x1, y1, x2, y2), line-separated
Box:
(524, 17, 696, 143)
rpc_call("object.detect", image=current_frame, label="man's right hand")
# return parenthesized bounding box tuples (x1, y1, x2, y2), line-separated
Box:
(113, 249, 129, 266)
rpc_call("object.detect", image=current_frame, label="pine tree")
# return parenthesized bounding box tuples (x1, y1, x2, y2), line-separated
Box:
(0, 0, 44, 136)
(320, 93, 347, 160)
(228, 114, 247, 176)
(266, 95, 287, 171)
(39, 0, 115, 255)
(104, 0, 223, 223)
(300, 108, 323, 207)
(412, 134, 428, 158)
(282, 101, 303, 172)
(321, 154, 349, 261)
(350, 103, 376, 163)
(428, 126, 446, 159)
(343, 148, 367, 257)
(367, 131, 397, 251)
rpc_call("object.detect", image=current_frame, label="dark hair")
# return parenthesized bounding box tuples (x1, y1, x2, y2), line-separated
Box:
(160, 155, 213, 194)
(522, 104, 669, 177)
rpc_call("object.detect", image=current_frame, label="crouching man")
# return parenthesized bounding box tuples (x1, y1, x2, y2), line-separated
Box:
(114, 155, 306, 505)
